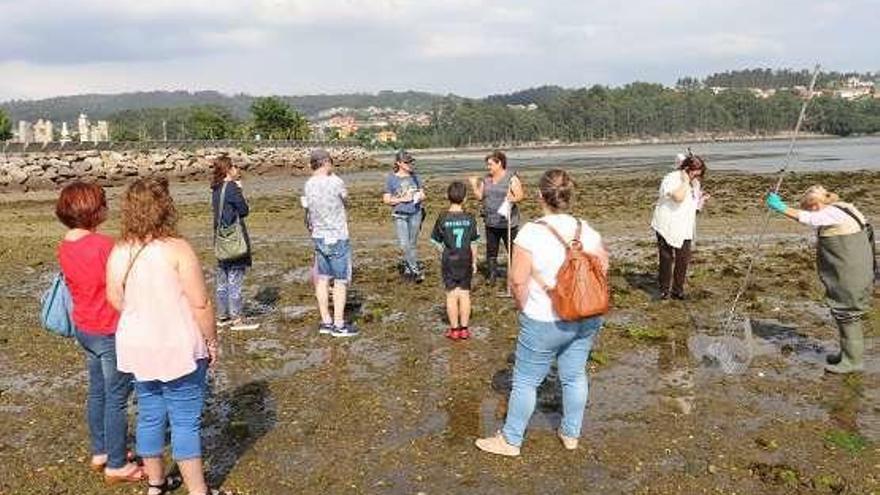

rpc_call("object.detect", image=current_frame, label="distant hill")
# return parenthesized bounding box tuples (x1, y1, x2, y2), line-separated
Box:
(7, 67, 879, 125)
(0, 90, 452, 123)
(484, 85, 568, 106)
(684, 68, 879, 90)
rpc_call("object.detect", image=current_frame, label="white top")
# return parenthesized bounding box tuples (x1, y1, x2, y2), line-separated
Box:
(798, 202, 866, 237)
(514, 214, 603, 322)
(110, 242, 208, 382)
(650, 171, 701, 248)
(303, 174, 349, 243)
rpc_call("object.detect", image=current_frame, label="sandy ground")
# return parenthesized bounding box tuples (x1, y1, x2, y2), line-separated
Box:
(1, 166, 879, 494)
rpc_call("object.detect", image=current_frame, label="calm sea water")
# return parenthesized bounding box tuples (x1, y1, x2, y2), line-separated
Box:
(403, 136, 880, 176)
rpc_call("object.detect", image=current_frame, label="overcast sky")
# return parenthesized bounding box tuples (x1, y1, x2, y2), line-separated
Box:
(1, 0, 877, 101)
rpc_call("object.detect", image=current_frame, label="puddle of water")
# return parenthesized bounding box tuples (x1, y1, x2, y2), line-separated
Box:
(858, 386, 880, 442)
(1, 268, 54, 299)
(220, 347, 331, 384)
(591, 349, 660, 422)
(0, 405, 28, 414)
(280, 305, 314, 320)
(0, 361, 83, 400)
(282, 267, 313, 284)
(244, 338, 285, 354)
(381, 311, 406, 324)
(346, 337, 401, 380)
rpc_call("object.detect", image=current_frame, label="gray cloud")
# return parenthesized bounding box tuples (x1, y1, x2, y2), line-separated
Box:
(0, 0, 877, 100)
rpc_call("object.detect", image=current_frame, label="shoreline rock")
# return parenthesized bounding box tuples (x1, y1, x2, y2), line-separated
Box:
(0, 146, 379, 192)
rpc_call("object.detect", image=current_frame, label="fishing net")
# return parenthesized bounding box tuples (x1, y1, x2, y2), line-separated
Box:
(688, 315, 754, 374)
(686, 65, 820, 375)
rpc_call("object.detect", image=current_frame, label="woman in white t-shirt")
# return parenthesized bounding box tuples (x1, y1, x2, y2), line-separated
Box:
(476, 169, 608, 457)
(650, 155, 708, 300)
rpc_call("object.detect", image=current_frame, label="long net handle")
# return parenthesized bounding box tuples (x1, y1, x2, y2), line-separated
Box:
(722, 64, 822, 332)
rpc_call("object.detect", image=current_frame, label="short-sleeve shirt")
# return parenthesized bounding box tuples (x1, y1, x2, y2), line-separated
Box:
(650, 171, 699, 248)
(58, 233, 120, 334)
(303, 174, 349, 243)
(431, 211, 480, 262)
(514, 214, 603, 322)
(385, 173, 422, 216)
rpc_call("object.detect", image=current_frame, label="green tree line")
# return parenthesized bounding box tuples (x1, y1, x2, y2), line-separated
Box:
(397, 83, 880, 148)
(107, 97, 309, 141)
(4, 77, 878, 146)
(679, 68, 878, 90)
(0, 90, 444, 124)
(0, 109, 11, 140)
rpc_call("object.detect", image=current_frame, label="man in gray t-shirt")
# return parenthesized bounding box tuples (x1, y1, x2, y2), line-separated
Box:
(304, 169, 349, 243)
(301, 149, 357, 337)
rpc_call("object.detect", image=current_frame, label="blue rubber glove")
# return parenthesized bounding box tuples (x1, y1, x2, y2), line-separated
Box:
(765, 192, 788, 213)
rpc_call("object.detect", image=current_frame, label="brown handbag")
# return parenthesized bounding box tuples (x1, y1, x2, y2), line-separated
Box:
(532, 220, 610, 320)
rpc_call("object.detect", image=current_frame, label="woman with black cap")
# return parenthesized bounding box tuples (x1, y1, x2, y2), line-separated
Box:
(383, 150, 426, 282)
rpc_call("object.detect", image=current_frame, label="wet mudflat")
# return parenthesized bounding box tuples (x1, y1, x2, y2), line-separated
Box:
(1, 166, 879, 494)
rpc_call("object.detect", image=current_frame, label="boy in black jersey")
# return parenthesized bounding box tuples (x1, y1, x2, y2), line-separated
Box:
(431, 181, 480, 340)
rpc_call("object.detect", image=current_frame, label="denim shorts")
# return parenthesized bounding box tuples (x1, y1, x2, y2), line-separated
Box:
(313, 238, 352, 283)
(135, 359, 208, 461)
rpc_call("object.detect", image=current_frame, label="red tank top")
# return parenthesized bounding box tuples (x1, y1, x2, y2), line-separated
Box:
(58, 233, 120, 334)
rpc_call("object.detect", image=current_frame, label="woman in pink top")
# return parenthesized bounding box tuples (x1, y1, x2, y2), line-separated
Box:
(55, 182, 143, 484)
(106, 177, 221, 495)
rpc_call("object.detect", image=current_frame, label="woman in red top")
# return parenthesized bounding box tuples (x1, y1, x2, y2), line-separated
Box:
(56, 182, 143, 484)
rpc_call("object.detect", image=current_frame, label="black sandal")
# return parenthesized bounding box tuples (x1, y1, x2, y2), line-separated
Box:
(146, 475, 182, 495)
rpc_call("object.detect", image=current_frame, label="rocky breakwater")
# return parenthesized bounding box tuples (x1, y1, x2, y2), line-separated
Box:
(0, 145, 377, 192)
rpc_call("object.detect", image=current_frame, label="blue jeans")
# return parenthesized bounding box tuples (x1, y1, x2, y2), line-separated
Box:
(313, 238, 352, 283)
(74, 329, 134, 469)
(135, 360, 208, 461)
(216, 266, 246, 319)
(393, 209, 422, 273)
(501, 313, 602, 447)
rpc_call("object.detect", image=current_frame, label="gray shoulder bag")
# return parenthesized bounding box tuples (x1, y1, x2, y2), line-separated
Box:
(213, 182, 248, 261)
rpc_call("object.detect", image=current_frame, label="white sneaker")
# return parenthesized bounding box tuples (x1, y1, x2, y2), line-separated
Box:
(230, 318, 261, 331)
(330, 324, 359, 338)
(557, 429, 578, 450)
(475, 432, 520, 457)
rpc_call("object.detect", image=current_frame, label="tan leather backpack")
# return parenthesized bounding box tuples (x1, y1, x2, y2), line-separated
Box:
(533, 219, 610, 320)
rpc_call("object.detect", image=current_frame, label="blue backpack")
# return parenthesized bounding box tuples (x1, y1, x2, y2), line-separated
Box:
(40, 273, 75, 338)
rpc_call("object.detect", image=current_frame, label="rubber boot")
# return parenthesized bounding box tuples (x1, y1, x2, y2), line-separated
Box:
(825, 322, 847, 365)
(825, 319, 865, 374)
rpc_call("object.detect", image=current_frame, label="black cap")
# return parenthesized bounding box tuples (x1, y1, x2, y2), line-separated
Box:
(394, 150, 415, 164)
(309, 149, 332, 170)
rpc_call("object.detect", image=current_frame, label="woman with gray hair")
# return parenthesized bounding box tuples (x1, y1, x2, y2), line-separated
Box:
(766, 185, 875, 374)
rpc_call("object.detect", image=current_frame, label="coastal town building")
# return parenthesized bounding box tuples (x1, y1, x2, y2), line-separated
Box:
(77, 114, 110, 143)
(376, 130, 398, 143)
(15, 121, 33, 143)
(833, 78, 875, 100)
(507, 103, 540, 111)
(324, 115, 359, 139)
(11, 114, 109, 144)
(60, 122, 71, 144)
(749, 88, 776, 99)
(315, 107, 431, 133)
(33, 119, 53, 144)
